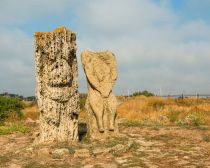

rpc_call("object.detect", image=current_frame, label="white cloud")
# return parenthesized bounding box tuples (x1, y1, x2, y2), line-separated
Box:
(0, 0, 210, 96)
(76, 0, 177, 34)
(75, 0, 210, 94)
(0, 0, 74, 96)
(0, 28, 35, 95)
(0, 0, 72, 26)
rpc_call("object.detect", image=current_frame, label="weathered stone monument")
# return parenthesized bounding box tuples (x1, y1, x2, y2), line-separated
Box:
(34, 27, 79, 143)
(81, 50, 118, 139)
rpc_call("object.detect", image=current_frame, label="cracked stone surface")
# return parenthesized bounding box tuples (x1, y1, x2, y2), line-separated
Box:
(34, 26, 79, 143)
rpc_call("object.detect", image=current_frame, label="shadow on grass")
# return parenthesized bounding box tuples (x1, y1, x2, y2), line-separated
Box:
(78, 121, 87, 141)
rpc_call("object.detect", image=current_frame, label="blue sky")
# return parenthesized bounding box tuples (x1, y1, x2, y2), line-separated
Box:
(1, 0, 210, 96)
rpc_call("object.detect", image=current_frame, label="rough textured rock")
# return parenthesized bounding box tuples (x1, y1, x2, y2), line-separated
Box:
(74, 148, 90, 158)
(81, 50, 118, 139)
(34, 27, 79, 143)
(51, 148, 69, 157)
(36, 147, 51, 158)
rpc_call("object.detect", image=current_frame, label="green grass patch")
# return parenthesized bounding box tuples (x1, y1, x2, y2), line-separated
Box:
(203, 135, 210, 142)
(177, 145, 194, 152)
(0, 155, 10, 165)
(24, 161, 45, 168)
(120, 119, 165, 128)
(80, 97, 86, 111)
(0, 122, 29, 135)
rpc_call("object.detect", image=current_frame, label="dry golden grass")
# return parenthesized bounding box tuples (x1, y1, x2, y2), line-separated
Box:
(23, 101, 39, 120)
(22, 96, 210, 126)
(117, 96, 210, 126)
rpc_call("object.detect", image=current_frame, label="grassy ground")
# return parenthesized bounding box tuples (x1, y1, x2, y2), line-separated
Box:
(2, 96, 209, 136)
(22, 96, 210, 125)
(117, 96, 210, 127)
(1, 96, 210, 167)
(0, 123, 210, 167)
(20, 96, 210, 128)
(0, 122, 29, 135)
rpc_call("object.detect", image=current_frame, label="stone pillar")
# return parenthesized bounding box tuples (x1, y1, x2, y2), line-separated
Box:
(34, 27, 79, 143)
(81, 50, 118, 140)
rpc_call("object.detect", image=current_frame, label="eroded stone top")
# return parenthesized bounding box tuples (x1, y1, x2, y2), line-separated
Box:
(34, 26, 68, 36)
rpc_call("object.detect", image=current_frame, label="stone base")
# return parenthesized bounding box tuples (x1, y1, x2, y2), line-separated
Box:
(85, 99, 119, 140)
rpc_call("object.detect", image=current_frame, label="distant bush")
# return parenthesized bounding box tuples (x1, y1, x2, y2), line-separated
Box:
(177, 112, 204, 127)
(0, 97, 24, 123)
(203, 135, 210, 142)
(79, 93, 87, 112)
(132, 90, 154, 97)
(25, 96, 36, 101)
(80, 97, 86, 111)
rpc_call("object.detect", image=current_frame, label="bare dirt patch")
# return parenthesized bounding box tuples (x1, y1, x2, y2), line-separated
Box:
(0, 123, 210, 168)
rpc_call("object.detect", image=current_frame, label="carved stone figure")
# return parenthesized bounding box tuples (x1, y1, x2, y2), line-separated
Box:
(81, 50, 118, 139)
(34, 27, 79, 143)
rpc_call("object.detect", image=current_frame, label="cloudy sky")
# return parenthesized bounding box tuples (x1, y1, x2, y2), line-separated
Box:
(1, 0, 210, 96)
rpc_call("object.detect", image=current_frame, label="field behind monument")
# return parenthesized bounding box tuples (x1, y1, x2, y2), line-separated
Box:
(117, 96, 210, 127)
(1, 96, 210, 167)
(22, 96, 210, 127)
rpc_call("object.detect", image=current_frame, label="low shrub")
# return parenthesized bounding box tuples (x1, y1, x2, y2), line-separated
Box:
(0, 96, 24, 123)
(177, 112, 204, 127)
(167, 110, 181, 123)
(132, 90, 154, 97)
(121, 119, 144, 127)
(80, 97, 86, 111)
(203, 135, 210, 142)
(0, 122, 29, 135)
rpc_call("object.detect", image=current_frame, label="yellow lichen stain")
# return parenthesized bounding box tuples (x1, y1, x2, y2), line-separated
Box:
(34, 32, 48, 37)
(34, 26, 66, 37)
(53, 26, 66, 33)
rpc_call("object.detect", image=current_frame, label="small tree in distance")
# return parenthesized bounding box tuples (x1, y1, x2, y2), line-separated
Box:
(132, 90, 154, 97)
